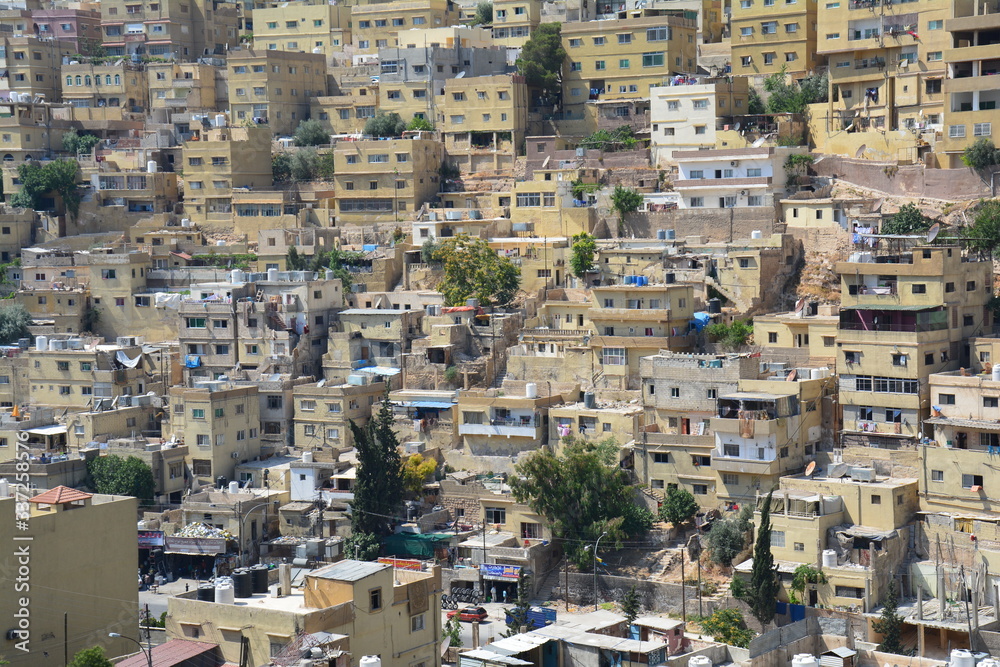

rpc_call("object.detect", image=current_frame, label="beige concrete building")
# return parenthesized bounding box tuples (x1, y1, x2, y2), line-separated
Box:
(166, 559, 442, 667)
(147, 62, 221, 112)
(754, 305, 840, 366)
(292, 379, 388, 450)
(100, 0, 240, 59)
(252, 0, 351, 56)
(180, 125, 272, 226)
(333, 137, 443, 224)
(351, 0, 460, 58)
(731, 0, 818, 77)
(227, 48, 327, 135)
(0, 487, 137, 666)
(60, 61, 148, 111)
(1, 35, 75, 102)
(439, 74, 529, 174)
(168, 382, 263, 487)
(491, 0, 542, 47)
(836, 243, 992, 447)
(650, 77, 750, 165)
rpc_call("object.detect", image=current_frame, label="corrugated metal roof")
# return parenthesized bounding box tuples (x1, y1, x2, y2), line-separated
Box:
(309, 559, 388, 581)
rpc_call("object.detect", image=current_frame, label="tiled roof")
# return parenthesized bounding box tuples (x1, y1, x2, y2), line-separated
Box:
(116, 639, 220, 667)
(28, 486, 92, 505)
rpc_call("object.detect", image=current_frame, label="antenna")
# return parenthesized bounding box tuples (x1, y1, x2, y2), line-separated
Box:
(926, 222, 941, 243)
(855, 144, 867, 158)
(732, 121, 741, 131)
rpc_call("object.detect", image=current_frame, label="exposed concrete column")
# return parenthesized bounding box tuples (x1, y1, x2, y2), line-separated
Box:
(472, 621, 480, 649)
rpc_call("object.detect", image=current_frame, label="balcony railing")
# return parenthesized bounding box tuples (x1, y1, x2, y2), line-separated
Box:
(854, 57, 886, 69)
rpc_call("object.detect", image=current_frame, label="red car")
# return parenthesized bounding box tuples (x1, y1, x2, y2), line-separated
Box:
(447, 606, 489, 622)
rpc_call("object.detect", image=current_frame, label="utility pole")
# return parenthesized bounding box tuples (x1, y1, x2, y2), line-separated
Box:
(593, 531, 607, 611)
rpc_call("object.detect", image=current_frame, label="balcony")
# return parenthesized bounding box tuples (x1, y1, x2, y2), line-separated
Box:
(854, 57, 886, 70)
(458, 420, 541, 437)
(711, 456, 780, 475)
(674, 176, 772, 189)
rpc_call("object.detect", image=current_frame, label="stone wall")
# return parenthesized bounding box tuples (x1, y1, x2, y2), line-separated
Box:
(812, 157, 996, 201)
(559, 572, 723, 616)
(623, 208, 782, 243)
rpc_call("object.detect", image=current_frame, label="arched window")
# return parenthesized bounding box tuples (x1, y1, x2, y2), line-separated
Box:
(74, 76, 81, 86)
(114, 74, 121, 85)
(84, 75, 91, 86)
(3, 154, 13, 162)
(65, 75, 72, 86)
(105, 75, 111, 85)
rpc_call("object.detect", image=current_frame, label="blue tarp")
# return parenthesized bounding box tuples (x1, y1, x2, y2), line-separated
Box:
(359, 366, 401, 376)
(184, 355, 202, 368)
(690, 312, 712, 331)
(407, 401, 455, 409)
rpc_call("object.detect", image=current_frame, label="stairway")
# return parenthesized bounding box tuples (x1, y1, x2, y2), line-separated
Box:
(490, 370, 506, 389)
(531, 559, 566, 605)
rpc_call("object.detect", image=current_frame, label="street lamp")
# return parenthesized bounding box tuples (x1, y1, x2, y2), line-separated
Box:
(108, 633, 153, 667)
(589, 531, 608, 611)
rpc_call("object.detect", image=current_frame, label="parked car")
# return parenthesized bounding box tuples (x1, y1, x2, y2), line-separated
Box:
(447, 606, 489, 622)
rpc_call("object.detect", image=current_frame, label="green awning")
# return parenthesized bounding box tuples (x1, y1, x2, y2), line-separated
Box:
(382, 533, 452, 559)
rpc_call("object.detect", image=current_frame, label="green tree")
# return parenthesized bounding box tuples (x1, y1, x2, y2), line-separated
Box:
(610, 185, 643, 228)
(432, 234, 521, 307)
(570, 232, 597, 278)
(747, 87, 766, 115)
(881, 203, 932, 235)
(286, 245, 304, 270)
(784, 153, 814, 186)
(963, 200, 1000, 256)
(402, 453, 437, 497)
(620, 585, 641, 626)
(763, 67, 827, 114)
(344, 531, 381, 560)
(86, 455, 155, 502)
(731, 490, 779, 630)
(962, 137, 1000, 170)
(705, 320, 753, 350)
(789, 564, 827, 605)
(407, 116, 435, 131)
(706, 517, 746, 566)
(473, 1, 493, 24)
(580, 126, 637, 151)
(659, 486, 699, 528)
(364, 111, 406, 137)
(443, 615, 463, 648)
(62, 130, 102, 156)
(316, 152, 336, 179)
(69, 646, 114, 667)
(420, 238, 440, 264)
(81, 307, 100, 334)
(699, 608, 756, 648)
(11, 159, 82, 220)
(0, 304, 31, 344)
(293, 118, 330, 146)
(872, 580, 906, 654)
(503, 572, 532, 636)
(511, 436, 652, 570)
(289, 148, 318, 181)
(349, 390, 404, 537)
(516, 23, 565, 105)
(272, 152, 292, 183)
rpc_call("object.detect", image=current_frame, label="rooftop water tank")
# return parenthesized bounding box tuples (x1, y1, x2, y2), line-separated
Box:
(953, 650, 976, 667)
(657, 229, 667, 240)
(361, 656, 382, 667)
(0, 479, 8, 498)
(526, 382, 538, 399)
(584, 391, 596, 409)
(267, 268, 279, 282)
(751, 230, 763, 239)
(197, 583, 215, 602)
(231, 269, 243, 284)
(214, 577, 235, 604)
(666, 229, 676, 240)
(821, 549, 837, 568)
(147, 160, 157, 174)
(992, 364, 1000, 382)
(228, 480, 239, 494)
(303, 450, 314, 463)
(231, 569, 253, 598)
(792, 655, 818, 667)
(35, 335, 47, 351)
(214, 114, 226, 128)
(689, 657, 712, 667)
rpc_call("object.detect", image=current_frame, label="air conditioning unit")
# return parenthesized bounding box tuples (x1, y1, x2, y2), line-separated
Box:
(739, 190, 748, 196)
(730, 161, 739, 167)
(231, 451, 241, 459)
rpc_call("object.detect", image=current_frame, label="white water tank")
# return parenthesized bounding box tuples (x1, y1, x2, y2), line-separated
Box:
(360, 657, 382, 667)
(48, 339, 59, 351)
(228, 480, 240, 494)
(751, 230, 763, 239)
(35, 335, 47, 351)
(953, 650, 976, 667)
(978, 659, 1000, 667)
(810, 367, 830, 380)
(0, 479, 8, 497)
(690, 656, 712, 667)
(267, 268, 279, 282)
(526, 382, 538, 399)
(181, 218, 192, 228)
(214, 577, 235, 604)
(822, 549, 837, 568)
(992, 364, 1000, 382)
(147, 160, 157, 173)
(231, 269, 243, 284)
(325, 270, 335, 280)
(214, 114, 226, 127)
(303, 450, 314, 463)
(792, 655, 818, 667)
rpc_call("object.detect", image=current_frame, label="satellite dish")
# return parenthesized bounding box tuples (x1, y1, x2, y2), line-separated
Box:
(794, 298, 806, 314)
(899, 59, 909, 69)
(855, 144, 868, 158)
(927, 222, 941, 243)
(829, 463, 849, 478)
(455, 71, 466, 78)
(873, 198, 884, 211)
(805, 461, 817, 477)
(733, 122, 741, 131)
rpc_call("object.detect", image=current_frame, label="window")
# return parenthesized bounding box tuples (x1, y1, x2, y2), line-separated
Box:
(642, 52, 664, 67)
(950, 125, 966, 139)
(975, 123, 992, 137)
(938, 393, 955, 405)
(871, 494, 882, 505)
(761, 21, 777, 33)
(694, 125, 706, 135)
(411, 614, 425, 632)
(985, 397, 999, 408)
(192, 408, 206, 419)
(770, 531, 785, 547)
(931, 470, 944, 482)
(692, 484, 708, 495)
(647, 26, 670, 41)
(722, 473, 739, 486)
(485, 507, 506, 524)
(690, 197, 704, 207)
(186, 318, 206, 328)
(268, 396, 283, 409)
(595, 60, 606, 70)
(593, 36, 605, 45)
(912, 284, 926, 294)
(653, 452, 670, 463)
(963, 474, 984, 489)
(836, 586, 864, 598)
(618, 33, 632, 44)
(927, 51, 943, 62)
(785, 23, 799, 32)
(603, 348, 626, 365)
(369, 588, 382, 610)
(740, 27, 753, 36)
(569, 38, 582, 46)
(670, 387, 680, 398)
(619, 58, 630, 68)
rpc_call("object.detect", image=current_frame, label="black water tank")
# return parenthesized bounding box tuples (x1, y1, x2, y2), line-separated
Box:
(197, 583, 215, 602)
(216, 476, 227, 489)
(231, 569, 253, 598)
(251, 565, 269, 594)
(708, 298, 722, 314)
